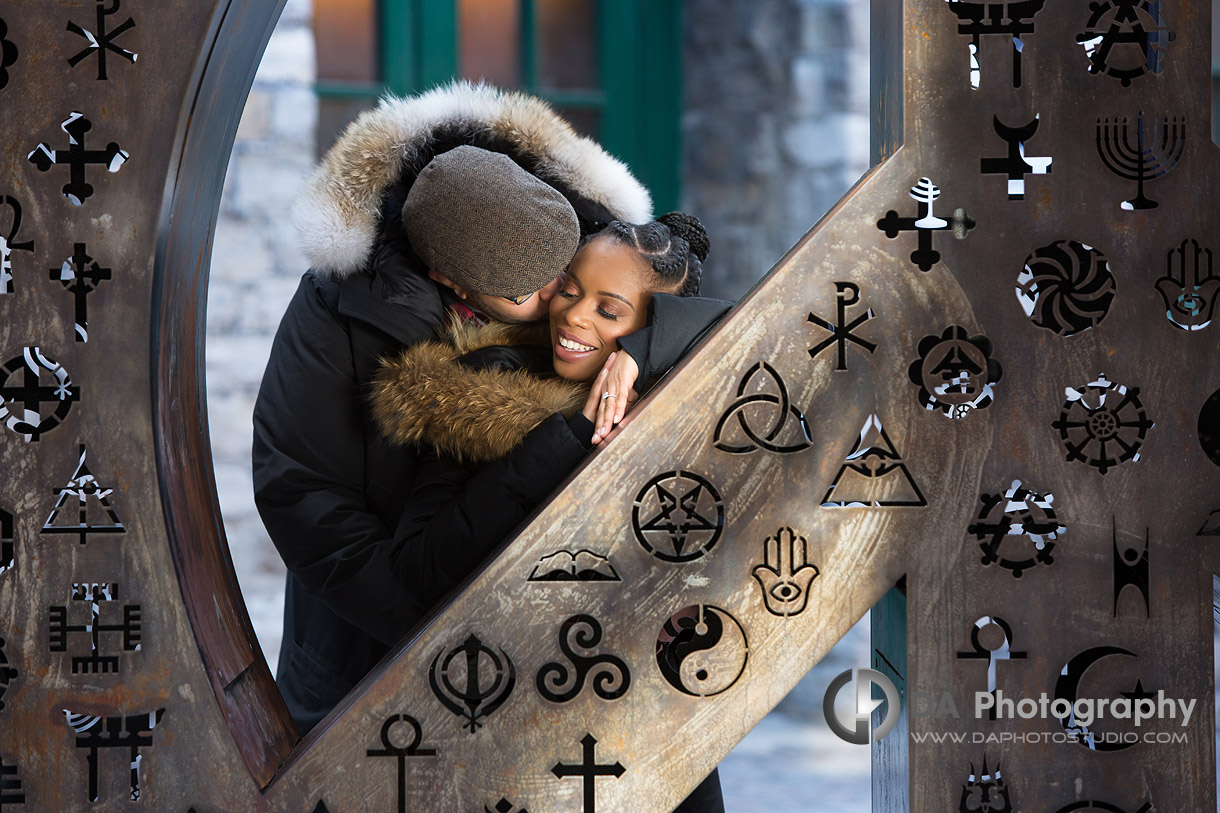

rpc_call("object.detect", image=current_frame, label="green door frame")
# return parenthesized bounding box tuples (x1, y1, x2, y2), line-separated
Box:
(376, 0, 681, 212)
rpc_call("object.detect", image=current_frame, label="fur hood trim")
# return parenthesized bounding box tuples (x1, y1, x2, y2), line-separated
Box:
(371, 320, 587, 464)
(293, 80, 654, 279)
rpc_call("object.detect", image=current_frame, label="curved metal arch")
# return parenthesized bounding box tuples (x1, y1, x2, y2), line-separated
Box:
(151, 0, 296, 786)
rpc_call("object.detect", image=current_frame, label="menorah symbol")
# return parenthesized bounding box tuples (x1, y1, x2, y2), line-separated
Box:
(1096, 111, 1185, 210)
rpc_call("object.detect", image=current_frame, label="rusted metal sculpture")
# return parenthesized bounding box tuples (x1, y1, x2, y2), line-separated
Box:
(1, 0, 1217, 810)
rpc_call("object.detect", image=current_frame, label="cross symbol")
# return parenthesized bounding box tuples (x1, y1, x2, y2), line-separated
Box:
(28, 112, 129, 206)
(876, 183, 975, 272)
(0, 349, 80, 442)
(980, 115, 1052, 200)
(956, 616, 1026, 719)
(551, 733, 625, 813)
(366, 714, 436, 813)
(807, 281, 877, 370)
(51, 243, 112, 342)
(67, 0, 138, 81)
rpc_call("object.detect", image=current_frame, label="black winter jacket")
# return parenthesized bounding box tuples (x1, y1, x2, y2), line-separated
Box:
(368, 317, 729, 813)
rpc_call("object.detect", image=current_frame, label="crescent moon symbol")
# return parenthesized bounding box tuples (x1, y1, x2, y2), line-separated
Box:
(1052, 645, 1137, 752)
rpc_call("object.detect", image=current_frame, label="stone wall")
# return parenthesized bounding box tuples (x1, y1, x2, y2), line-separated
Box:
(206, 0, 316, 668)
(682, 0, 871, 300)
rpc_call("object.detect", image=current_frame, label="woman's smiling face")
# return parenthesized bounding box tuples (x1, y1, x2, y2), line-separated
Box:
(549, 236, 654, 382)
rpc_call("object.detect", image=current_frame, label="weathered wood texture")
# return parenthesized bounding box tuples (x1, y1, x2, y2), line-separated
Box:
(1, 0, 1218, 811)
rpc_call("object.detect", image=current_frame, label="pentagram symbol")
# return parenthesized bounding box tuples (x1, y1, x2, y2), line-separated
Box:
(536, 614, 630, 703)
(0, 195, 36, 295)
(429, 633, 516, 733)
(1052, 374, 1153, 475)
(632, 471, 724, 563)
(1076, 0, 1174, 87)
(67, 0, 138, 81)
(42, 446, 126, 545)
(27, 111, 129, 206)
(1157, 239, 1219, 332)
(655, 604, 749, 697)
(807, 281, 877, 371)
(0, 347, 80, 442)
(1017, 240, 1115, 336)
(712, 361, 811, 454)
(822, 414, 926, 507)
(907, 326, 1003, 419)
(969, 480, 1065, 578)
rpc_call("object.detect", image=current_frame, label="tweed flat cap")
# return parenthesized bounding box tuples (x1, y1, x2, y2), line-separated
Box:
(403, 145, 580, 299)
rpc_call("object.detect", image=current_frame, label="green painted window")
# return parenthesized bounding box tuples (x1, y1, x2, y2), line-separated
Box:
(313, 0, 681, 211)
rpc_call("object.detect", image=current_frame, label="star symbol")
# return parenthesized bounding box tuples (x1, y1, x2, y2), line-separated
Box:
(633, 472, 724, 562)
(1120, 678, 1155, 703)
(640, 482, 717, 556)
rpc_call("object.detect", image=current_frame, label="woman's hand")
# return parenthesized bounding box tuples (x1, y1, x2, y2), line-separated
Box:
(586, 351, 639, 445)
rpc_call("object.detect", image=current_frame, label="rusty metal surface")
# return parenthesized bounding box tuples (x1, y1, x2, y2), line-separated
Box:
(1, 0, 1218, 810)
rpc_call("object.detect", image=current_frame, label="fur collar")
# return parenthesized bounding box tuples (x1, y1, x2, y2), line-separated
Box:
(371, 320, 587, 464)
(293, 80, 653, 279)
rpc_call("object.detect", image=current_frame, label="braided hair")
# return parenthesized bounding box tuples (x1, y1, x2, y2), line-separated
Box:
(593, 211, 709, 297)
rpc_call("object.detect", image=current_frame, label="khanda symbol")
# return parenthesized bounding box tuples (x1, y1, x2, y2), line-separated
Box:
(1156, 238, 1220, 331)
(429, 633, 516, 733)
(752, 526, 820, 617)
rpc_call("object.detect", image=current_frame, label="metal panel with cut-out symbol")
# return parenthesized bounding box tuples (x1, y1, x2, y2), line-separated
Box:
(1, 0, 1218, 810)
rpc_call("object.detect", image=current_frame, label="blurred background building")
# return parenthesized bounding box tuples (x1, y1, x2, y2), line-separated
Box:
(208, 1, 870, 808)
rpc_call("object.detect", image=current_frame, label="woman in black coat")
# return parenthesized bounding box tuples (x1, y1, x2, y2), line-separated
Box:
(372, 214, 728, 813)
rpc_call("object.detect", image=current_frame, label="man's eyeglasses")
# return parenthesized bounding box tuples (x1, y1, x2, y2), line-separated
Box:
(502, 291, 534, 306)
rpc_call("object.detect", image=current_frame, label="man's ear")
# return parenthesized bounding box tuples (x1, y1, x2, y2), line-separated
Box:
(427, 269, 469, 300)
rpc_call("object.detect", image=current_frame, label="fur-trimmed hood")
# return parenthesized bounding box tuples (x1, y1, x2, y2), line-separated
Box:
(371, 320, 588, 464)
(293, 80, 654, 279)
